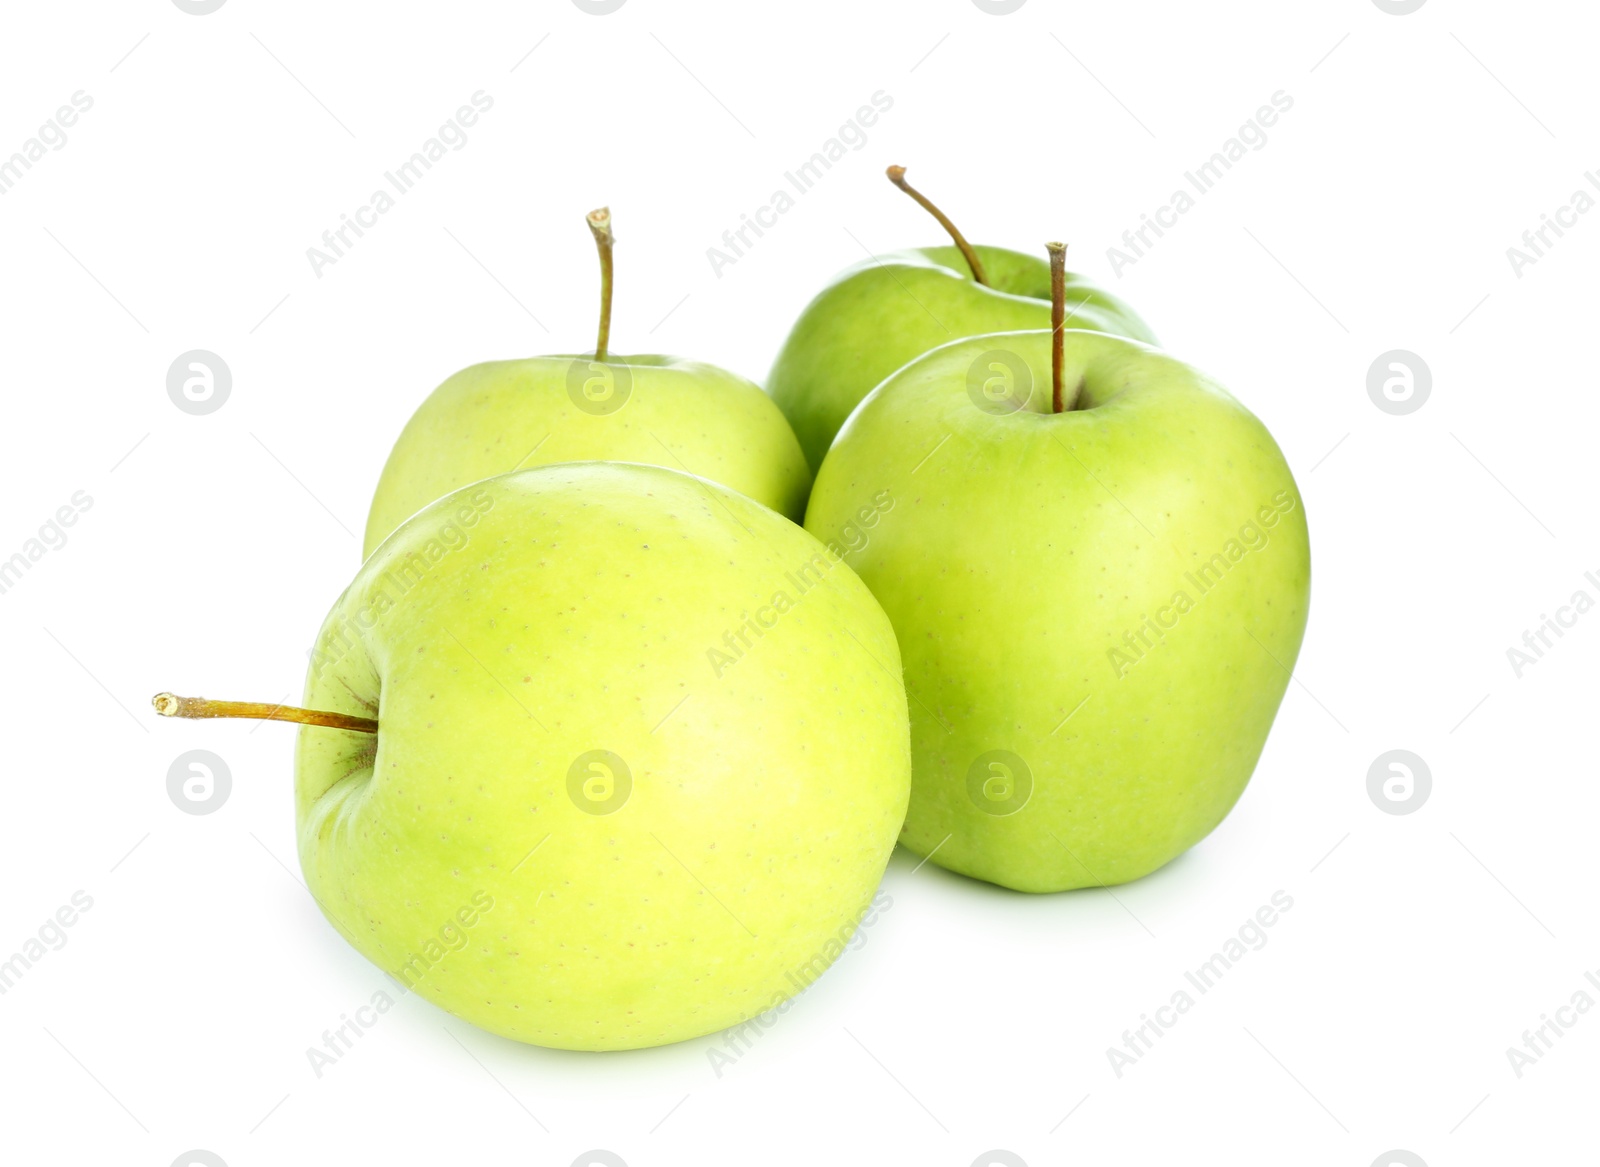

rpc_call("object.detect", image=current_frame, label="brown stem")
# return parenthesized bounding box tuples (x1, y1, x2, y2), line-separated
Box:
(586, 206, 614, 362)
(886, 165, 988, 286)
(152, 692, 378, 734)
(1048, 242, 1069, 413)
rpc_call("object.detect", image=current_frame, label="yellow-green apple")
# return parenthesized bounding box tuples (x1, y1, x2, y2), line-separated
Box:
(767, 167, 1154, 469)
(364, 208, 810, 557)
(158, 462, 910, 1049)
(803, 249, 1308, 892)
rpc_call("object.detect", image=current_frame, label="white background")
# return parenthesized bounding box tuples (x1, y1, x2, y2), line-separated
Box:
(0, 1, 1593, 1164)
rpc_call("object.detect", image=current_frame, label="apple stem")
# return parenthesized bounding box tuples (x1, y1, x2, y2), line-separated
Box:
(587, 206, 615, 362)
(1047, 242, 1071, 413)
(152, 692, 378, 734)
(885, 165, 989, 287)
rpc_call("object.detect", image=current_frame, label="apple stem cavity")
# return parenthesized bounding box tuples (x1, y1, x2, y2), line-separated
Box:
(885, 165, 989, 287)
(151, 692, 378, 734)
(1046, 241, 1081, 414)
(587, 206, 615, 362)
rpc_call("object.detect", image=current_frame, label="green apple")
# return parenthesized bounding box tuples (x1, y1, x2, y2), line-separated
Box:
(364, 208, 810, 558)
(768, 167, 1155, 470)
(160, 462, 911, 1050)
(803, 318, 1310, 892)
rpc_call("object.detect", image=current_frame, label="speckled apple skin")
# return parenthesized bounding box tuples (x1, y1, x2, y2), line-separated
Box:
(768, 245, 1155, 470)
(363, 355, 812, 558)
(299, 463, 909, 1050)
(804, 330, 1310, 893)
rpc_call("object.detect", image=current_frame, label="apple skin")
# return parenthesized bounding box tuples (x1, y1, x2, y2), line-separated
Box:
(768, 245, 1155, 470)
(803, 329, 1309, 892)
(300, 463, 910, 1050)
(362, 354, 812, 558)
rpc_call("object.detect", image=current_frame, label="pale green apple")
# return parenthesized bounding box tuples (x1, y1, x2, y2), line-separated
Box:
(299, 462, 910, 1049)
(363, 207, 810, 558)
(363, 354, 811, 557)
(804, 329, 1310, 892)
(768, 244, 1154, 470)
